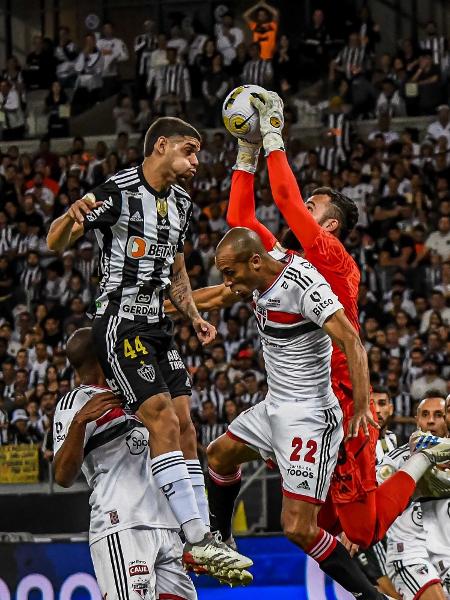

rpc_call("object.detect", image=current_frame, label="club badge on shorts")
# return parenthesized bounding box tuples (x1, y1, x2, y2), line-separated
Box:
(137, 361, 156, 383)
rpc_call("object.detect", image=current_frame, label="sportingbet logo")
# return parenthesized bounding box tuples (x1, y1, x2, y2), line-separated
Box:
(126, 236, 177, 259)
(85, 195, 113, 221)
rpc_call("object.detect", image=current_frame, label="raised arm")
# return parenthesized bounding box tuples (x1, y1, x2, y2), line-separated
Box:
(250, 92, 323, 250)
(322, 309, 378, 438)
(165, 283, 239, 317)
(47, 196, 101, 252)
(267, 150, 322, 249)
(226, 138, 277, 251)
(227, 170, 277, 251)
(169, 253, 217, 344)
(54, 392, 121, 488)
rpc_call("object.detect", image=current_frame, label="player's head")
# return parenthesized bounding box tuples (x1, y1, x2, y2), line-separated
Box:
(307, 187, 359, 239)
(282, 187, 359, 250)
(66, 327, 103, 382)
(371, 385, 393, 430)
(416, 391, 447, 436)
(143, 117, 201, 182)
(215, 227, 268, 299)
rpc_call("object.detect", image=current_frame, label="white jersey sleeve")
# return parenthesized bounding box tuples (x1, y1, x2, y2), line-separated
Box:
(299, 281, 343, 328)
(376, 443, 409, 484)
(53, 388, 98, 455)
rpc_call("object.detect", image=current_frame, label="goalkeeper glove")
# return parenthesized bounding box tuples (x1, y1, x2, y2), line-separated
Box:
(250, 90, 285, 156)
(233, 138, 261, 174)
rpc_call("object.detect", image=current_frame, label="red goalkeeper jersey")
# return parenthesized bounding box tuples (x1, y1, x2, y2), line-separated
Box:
(304, 231, 360, 392)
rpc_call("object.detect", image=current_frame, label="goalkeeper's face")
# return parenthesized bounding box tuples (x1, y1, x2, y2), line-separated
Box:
(416, 397, 447, 437)
(306, 194, 339, 234)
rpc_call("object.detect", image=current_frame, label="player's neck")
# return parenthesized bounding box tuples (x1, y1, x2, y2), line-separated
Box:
(256, 256, 285, 293)
(142, 157, 173, 192)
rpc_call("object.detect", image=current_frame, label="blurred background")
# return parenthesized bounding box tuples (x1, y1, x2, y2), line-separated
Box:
(0, 0, 449, 598)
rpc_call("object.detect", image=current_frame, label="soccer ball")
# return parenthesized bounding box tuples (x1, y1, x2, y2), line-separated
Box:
(222, 84, 267, 143)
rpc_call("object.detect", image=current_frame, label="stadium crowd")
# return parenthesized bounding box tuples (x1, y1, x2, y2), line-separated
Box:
(0, 3, 449, 478)
(1, 2, 449, 139)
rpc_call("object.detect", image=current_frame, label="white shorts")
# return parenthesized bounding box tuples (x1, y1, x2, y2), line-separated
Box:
(387, 559, 441, 600)
(227, 397, 343, 503)
(90, 528, 197, 600)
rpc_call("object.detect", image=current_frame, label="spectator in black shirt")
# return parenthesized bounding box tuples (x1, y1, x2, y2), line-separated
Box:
(184, 239, 206, 289)
(300, 8, 331, 76)
(45, 81, 69, 138)
(409, 50, 442, 115)
(201, 53, 229, 127)
(379, 225, 415, 290)
(25, 35, 56, 90)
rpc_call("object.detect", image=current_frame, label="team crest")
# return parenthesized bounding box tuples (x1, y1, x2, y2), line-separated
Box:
(132, 580, 149, 598)
(255, 305, 267, 329)
(156, 197, 168, 218)
(137, 361, 156, 383)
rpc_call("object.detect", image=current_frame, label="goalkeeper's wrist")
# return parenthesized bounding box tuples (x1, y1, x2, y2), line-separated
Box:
(233, 144, 260, 174)
(262, 132, 285, 156)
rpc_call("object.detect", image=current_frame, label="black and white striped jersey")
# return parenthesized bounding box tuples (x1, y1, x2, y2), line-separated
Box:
(53, 384, 178, 544)
(375, 429, 397, 464)
(83, 165, 192, 323)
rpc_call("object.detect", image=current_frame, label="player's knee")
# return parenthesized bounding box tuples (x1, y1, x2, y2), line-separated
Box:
(282, 511, 319, 550)
(206, 437, 234, 473)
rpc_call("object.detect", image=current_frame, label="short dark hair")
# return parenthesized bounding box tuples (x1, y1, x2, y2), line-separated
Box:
(372, 384, 390, 397)
(423, 389, 446, 401)
(312, 187, 359, 239)
(144, 117, 201, 157)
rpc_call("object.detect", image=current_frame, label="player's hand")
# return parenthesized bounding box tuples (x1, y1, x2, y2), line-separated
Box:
(249, 90, 284, 155)
(67, 195, 103, 225)
(73, 392, 122, 425)
(346, 406, 379, 439)
(234, 138, 261, 174)
(193, 317, 217, 346)
(340, 532, 359, 557)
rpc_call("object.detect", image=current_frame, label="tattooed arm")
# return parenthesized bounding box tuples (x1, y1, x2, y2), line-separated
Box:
(169, 253, 217, 345)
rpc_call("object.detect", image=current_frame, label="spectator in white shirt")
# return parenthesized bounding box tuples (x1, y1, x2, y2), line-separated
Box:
(146, 34, 169, 97)
(424, 216, 450, 260)
(29, 342, 50, 386)
(409, 358, 447, 401)
(0, 80, 25, 141)
(426, 104, 450, 145)
(368, 112, 399, 146)
(96, 21, 129, 97)
(420, 289, 450, 333)
(167, 25, 188, 59)
(73, 33, 104, 115)
(342, 168, 373, 227)
(375, 79, 406, 117)
(215, 12, 244, 66)
(256, 186, 281, 234)
(54, 26, 79, 88)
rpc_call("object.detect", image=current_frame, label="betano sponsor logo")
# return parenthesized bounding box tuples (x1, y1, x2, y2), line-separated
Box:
(126, 236, 177, 260)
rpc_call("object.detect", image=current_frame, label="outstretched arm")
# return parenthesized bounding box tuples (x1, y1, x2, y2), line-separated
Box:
(323, 309, 378, 438)
(227, 170, 277, 251)
(267, 150, 322, 250)
(165, 283, 239, 317)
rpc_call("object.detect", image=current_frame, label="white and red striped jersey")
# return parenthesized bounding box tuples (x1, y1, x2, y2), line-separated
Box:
(252, 251, 343, 407)
(53, 385, 178, 544)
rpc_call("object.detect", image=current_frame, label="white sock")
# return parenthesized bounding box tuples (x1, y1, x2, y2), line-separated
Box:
(401, 452, 432, 482)
(151, 451, 209, 543)
(186, 459, 210, 529)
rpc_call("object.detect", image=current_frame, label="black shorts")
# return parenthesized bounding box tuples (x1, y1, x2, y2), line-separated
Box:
(92, 314, 192, 412)
(354, 538, 387, 584)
